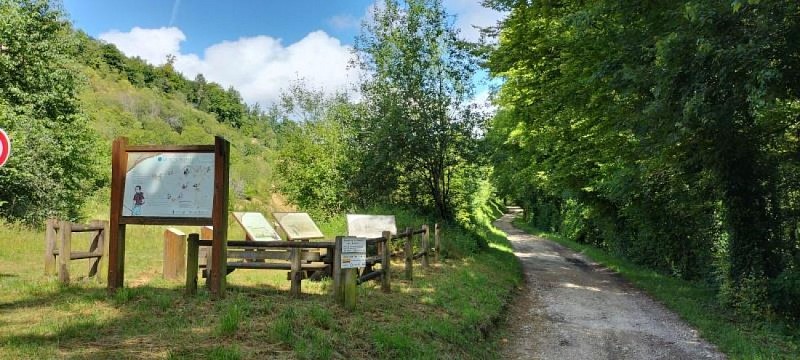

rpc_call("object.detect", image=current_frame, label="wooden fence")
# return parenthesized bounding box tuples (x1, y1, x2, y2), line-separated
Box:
(44, 219, 108, 284)
(183, 222, 441, 305)
(333, 223, 441, 309)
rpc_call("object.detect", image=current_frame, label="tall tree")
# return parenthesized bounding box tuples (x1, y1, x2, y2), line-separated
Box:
(274, 82, 359, 218)
(353, 0, 483, 219)
(486, 0, 800, 316)
(0, 0, 101, 224)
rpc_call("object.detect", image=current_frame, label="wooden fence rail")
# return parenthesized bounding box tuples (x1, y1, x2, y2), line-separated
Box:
(44, 219, 108, 284)
(184, 221, 441, 308)
(384, 224, 438, 281)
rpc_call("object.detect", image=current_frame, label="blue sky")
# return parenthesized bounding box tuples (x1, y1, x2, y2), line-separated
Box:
(62, 0, 504, 106)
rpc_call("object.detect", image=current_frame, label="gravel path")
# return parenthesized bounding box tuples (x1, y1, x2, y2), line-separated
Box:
(496, 207, 725, 360)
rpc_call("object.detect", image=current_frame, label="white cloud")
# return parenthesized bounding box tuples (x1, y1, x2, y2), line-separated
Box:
(99, 27, 358, 107)
(443, 0, 506, 42)
(98, 2, 503, 107)
(99, 27, 185, 65)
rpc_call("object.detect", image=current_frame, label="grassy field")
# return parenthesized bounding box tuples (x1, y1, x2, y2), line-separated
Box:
(512, 219, 800, 360)
(0, 201, 520, 359)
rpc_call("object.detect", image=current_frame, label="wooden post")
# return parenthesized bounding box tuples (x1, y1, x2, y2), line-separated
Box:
(186, 233, 199, 295)
(58, 220, 71, 284)
(199, 225, 213, 267)
(209, 136, 230, 299)
(404, 226, 413, 280)
(421, 224, 429, 268)
(200, 226, 213, 240)
(290, 248, 302, 297)
(99, 220, 110, 281)
(343, 268, 357, 311)
(163, 228, 186, 280)
(205, 246, 214, 289)
(108, 137, 128, 292)
(87, 220, 105, 279)
(333, 236, 343, 303)
(435, 223, 441, 263)
(381, 231, 391, 293)
(44, 219, 57, 275)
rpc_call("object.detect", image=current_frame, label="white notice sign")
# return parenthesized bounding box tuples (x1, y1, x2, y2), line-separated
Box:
(342, 237, 367, 253)
(123, 152, 214, 217)
(341, 254, 366, 269)
(341, 237, 367, 269)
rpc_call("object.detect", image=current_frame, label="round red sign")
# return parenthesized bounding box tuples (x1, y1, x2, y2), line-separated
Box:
(0, 129, 10, 167)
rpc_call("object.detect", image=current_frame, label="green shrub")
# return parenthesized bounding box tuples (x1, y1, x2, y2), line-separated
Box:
(770, 269, 800, 320)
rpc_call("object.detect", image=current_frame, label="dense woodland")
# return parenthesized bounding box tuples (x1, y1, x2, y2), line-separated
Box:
(1, 0, 799, 341)
(486, 0, 800, 320)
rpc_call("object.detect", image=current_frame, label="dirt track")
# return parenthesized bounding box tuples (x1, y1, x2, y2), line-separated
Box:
(497, 207, 725, 360)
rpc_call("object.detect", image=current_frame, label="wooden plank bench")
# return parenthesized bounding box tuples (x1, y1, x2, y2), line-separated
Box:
(186, 236, 335, 296)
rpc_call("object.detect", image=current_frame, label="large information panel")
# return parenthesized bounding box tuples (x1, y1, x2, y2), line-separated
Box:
(123, 152, 214, 218)
(346, 214, 397, 238)
(232, 212, 282, 241)
(273, 212, 324, 240)
(108, 137, 230, 300)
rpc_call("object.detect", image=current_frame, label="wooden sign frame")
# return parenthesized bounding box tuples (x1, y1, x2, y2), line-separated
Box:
(107, 136, 230, 299)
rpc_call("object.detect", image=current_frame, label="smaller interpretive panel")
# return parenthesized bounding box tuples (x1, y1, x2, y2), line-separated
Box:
(346, 214, 397, 239)
(232, 212, 282, 242)
(273, 212, 324, 240)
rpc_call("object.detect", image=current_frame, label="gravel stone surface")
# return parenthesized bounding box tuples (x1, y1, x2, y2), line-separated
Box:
(497, 207, 725, 360)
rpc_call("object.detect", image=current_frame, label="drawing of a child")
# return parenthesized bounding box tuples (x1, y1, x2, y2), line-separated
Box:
(132, 185, 145, 215)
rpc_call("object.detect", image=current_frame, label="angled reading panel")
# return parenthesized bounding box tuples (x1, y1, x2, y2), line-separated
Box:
(232, 212, 283, 242)
(273, 212, 324, 240)
(346, 214, 397, 239)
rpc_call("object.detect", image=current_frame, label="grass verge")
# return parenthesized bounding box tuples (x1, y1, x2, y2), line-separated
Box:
(513, 219, 800, 359)
(0, 201, 520, 359)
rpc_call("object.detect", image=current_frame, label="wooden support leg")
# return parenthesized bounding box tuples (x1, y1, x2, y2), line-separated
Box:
(205, 247, 214, 289)
(290, 248, 302, 297)
(58, 221, 71, 284)
(404, 227, 413, 281)
(44, 219, 57, 275)
(343, 268, 357, 311)
(87, 220, 103, 279)
(435, 223, 441, 264)
(333, 236, 343, 303)
(381, 231, 391, 293)
(97, 220, 109, 282)
(421, 224, 429, 268)
(186, 233, 199, 295)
